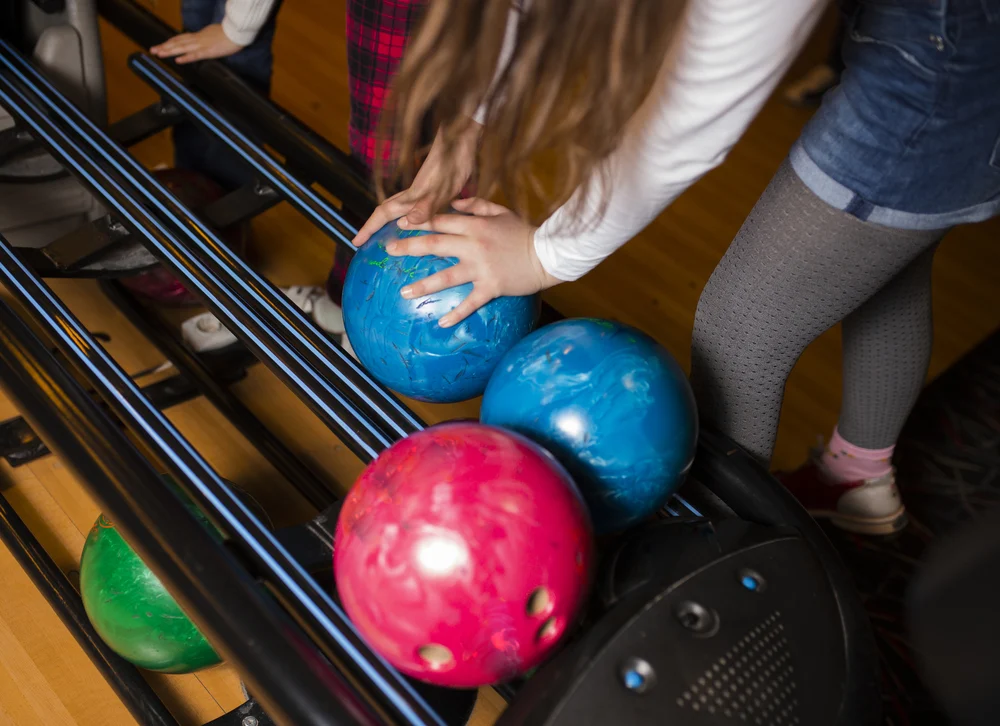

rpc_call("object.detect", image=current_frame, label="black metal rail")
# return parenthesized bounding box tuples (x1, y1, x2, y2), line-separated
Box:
(0, 225, 442, 725)
(0, 492, 180, 726)
(0, 288, 375, 726)
(0, 359, 251, 467)
(0, 36, 457, 723)
(0, 45, 405, 463)
(124, 51, 422, 440)
(5, 41, 424, 441)
(130, 54, 357, 250)
(100, 279, 337, 512)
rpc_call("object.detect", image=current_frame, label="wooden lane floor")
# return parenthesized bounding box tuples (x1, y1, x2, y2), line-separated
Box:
(0, 0, 997, 723)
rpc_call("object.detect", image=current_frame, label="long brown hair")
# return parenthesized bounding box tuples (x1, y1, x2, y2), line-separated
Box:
(375, 0, 685, 227)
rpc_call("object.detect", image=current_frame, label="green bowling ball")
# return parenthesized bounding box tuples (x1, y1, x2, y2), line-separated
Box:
(79, 477, 267, 674)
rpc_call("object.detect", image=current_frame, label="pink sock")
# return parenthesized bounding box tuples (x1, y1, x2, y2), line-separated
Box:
(818, 428, 894, 484)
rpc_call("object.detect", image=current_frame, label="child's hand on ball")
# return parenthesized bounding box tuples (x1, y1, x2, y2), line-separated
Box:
(385, 198, 561, 328)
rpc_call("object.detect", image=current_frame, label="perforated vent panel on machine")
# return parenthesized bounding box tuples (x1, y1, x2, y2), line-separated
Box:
(499, 524, 850, 726)
(676, 611, 801, 724)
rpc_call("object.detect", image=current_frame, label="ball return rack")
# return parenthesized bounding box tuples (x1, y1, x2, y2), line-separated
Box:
(0, 2, 882, 725)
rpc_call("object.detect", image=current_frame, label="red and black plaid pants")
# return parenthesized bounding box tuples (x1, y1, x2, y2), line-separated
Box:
(328, 0, 428, 303)
(347, 0, 427, 172)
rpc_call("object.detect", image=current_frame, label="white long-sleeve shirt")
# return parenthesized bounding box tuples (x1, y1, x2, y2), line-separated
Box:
(517, 0, 826, 282)
(228, 0, 824, 281)
(220, 0, 278, 47)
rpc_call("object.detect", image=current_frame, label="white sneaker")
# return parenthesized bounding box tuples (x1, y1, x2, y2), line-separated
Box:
(181, 286, 346, 353)
(777, 458, 908, 536)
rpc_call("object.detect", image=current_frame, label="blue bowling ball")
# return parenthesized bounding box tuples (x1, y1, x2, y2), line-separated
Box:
(480, 318, 698, 534)
(342, 218, 541, 403)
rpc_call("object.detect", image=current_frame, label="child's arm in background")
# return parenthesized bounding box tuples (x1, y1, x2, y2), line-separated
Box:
(151, 0, 277, 64)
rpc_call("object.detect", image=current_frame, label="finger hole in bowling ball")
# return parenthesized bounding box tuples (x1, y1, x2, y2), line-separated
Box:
(418, 644, 454, 670)
(536, 616, 563, 644)
(525, 587, 553, 618)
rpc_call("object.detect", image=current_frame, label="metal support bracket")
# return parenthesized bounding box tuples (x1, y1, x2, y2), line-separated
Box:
(107, 99, 182, 148)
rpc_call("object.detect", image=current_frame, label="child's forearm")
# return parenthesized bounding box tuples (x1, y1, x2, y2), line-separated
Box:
(534, 0, 827, 282)
(221, 0, 278, 46)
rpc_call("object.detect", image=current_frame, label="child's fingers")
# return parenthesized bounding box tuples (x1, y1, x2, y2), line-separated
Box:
(402, 197, 436, 225)
(176, 49, 211, 64)
(438, 286, 494, 328)
(351, 193, 414, 247)
(400, 263, 473, 301)
(385, 233, 464, 260)
(150, 34, 196, 58)
(450, 197, 506, 217)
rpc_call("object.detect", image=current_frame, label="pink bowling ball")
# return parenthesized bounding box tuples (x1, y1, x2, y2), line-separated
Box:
(334, 422, 595, 688)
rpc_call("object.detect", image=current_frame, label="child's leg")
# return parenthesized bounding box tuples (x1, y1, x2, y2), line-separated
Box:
(690, 158, 944, 465)
(835, 246, 936, 453)
(796, 246, 937, 522)
(173, 0, 282, 190)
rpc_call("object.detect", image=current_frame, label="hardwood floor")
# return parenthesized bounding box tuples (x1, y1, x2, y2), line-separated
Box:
(0, 0, 996, 723)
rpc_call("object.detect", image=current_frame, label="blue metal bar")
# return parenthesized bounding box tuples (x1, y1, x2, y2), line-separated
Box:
(0, 236, 441, 726)
(0, 260, 371, 726)
(673, 493, 703, 517)
(0, 42, 424, 441)
(0, 48, 395, 463)
(130, 54, 358, 245)
(0, 66, 446, 726)
(128, 54, 424, 438)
